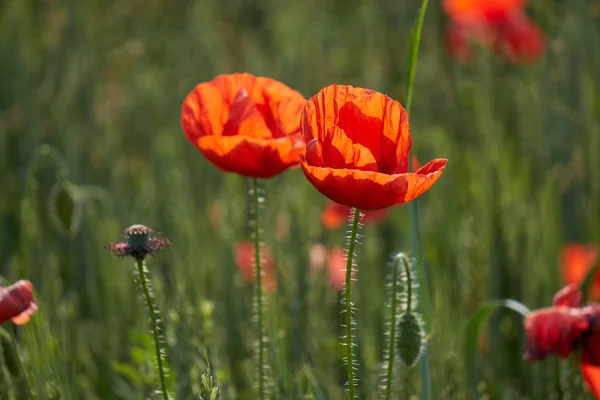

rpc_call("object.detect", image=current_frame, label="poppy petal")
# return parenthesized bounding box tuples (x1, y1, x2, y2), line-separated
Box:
(561, 243, 599, 299)
(443, 0, 526, 25)
(523, 307, 590, 362)
(300, 157, 447, 210)
(582, 351, 600, 398)
(0, 280, 36, 325)
(196, 134, 304, 178)
(494, 14, 545, 64)
(301, 85, 411, 175)
(553, 284, 583, 308)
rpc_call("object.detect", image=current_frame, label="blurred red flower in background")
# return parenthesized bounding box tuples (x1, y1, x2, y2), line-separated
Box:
(310, 244, 353, 291)
(524, 284, 600, 397)
(300, 84, 446, 210)
(181, 73, 306, 178)
(235, 241, 277, 293)
(561, 243, 600, 299)
(0, 280, 38, 326)
(443, 0, 545, 64)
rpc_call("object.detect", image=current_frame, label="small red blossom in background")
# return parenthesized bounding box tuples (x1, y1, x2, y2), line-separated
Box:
(443, 0, 545, 64)
(299, 84, 447, 210)
(561, 243, 600, 299)
(310, 244, 353, 291)
(0, 280, 38, 326)
(235, 241, 277, 293)
(320, 156, 422, 230)
(524, 284, 600, 397)
(181, 73, 306, 178)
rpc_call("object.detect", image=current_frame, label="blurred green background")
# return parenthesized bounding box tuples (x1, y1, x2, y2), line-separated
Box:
(1, 0, 600, 398)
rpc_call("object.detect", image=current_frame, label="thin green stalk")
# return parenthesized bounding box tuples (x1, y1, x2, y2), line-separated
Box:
(383, 255, 400, 400)
(405, 0, 431, 398)
(252, 177, 266, 400)
(135, 259, 169, 400)
(10, 327, 34, 399)
(345, 208, 361, 399)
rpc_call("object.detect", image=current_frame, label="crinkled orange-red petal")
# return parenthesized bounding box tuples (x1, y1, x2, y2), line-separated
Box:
(181, 73, 306, 178)
(301, 156, 447, 210)
(553, 284, 583, 308)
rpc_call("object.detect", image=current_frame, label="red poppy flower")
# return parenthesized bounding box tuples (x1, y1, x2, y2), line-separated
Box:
(443, 0, 526, 25)
(493, 14, 545, 64)
(523, 285, 600, 396)
(234, 241, 277, 293)
(181, 73, 306, 178)
(0, 280, 38, 326)
(299, 85, 447, 210)
(561, 243, 599, 299)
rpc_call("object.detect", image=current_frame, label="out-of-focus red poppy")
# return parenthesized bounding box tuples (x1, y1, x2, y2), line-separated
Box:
(0, 280, 38, 326)
(181, 73, 306, 178)
(523, 284, 600, 396)
(561, 243, 600, 299)
(310, 244, 353, 291)
(493, 14, 545, 64)
(320, 156, 421, 229)
(327, 246, 351, 291)
(443, 0, 545, 65)
(299, 85, 447, 210)
(234, 241, 277, 293)
(443, 0, 525, 25)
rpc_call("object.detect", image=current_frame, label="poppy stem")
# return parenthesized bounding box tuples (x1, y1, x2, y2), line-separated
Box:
(382, 253, 402, 400)
(344, 208, 361, 399)
(252, 177, 266, 400)
(135, 258, 169, 400)
(9, 326, 34, 399)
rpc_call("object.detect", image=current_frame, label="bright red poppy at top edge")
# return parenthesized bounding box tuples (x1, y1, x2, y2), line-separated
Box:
(181, 73, 306, 178)
(299, 85, 447, 210)
(0, 280, 38, 326)
(443, 0, 526, 24)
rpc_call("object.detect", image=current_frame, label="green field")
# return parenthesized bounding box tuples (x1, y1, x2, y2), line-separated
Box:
(1, 0, 600, 398)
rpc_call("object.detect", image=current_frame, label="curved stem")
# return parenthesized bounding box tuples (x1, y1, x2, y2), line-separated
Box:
(345, 208, 361, 399)
(384, 255, 400, 400)
(252, 178, 265, 400)
(402, 256, 413, 314)
(10, 327, 34, 399)
(136, 259, 169, 400)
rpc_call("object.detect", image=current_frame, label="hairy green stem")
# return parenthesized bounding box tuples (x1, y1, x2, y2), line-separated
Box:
(10, 327, 34, 399)
(402, 255, 413, 313)
(252, 177, 266, 400)
(135, 258, 169, 400)
(384, 255, 400, 400)
(345, 208, 361, 399)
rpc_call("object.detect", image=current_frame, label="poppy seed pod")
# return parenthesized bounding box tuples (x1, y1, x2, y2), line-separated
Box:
(396, 312, 426, 368)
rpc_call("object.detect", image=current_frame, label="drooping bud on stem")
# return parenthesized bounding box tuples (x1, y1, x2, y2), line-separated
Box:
(395, 254, 426, 368)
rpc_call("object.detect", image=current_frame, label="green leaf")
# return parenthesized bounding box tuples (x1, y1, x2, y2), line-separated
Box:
(464, 299, 530, 399)
(49, 179, 81, 236)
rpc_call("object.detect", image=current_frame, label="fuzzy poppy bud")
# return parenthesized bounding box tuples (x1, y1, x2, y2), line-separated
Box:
(396, 312, 426, 368)
(0, 328, 20, 377)
(49, 179, 81, 236)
